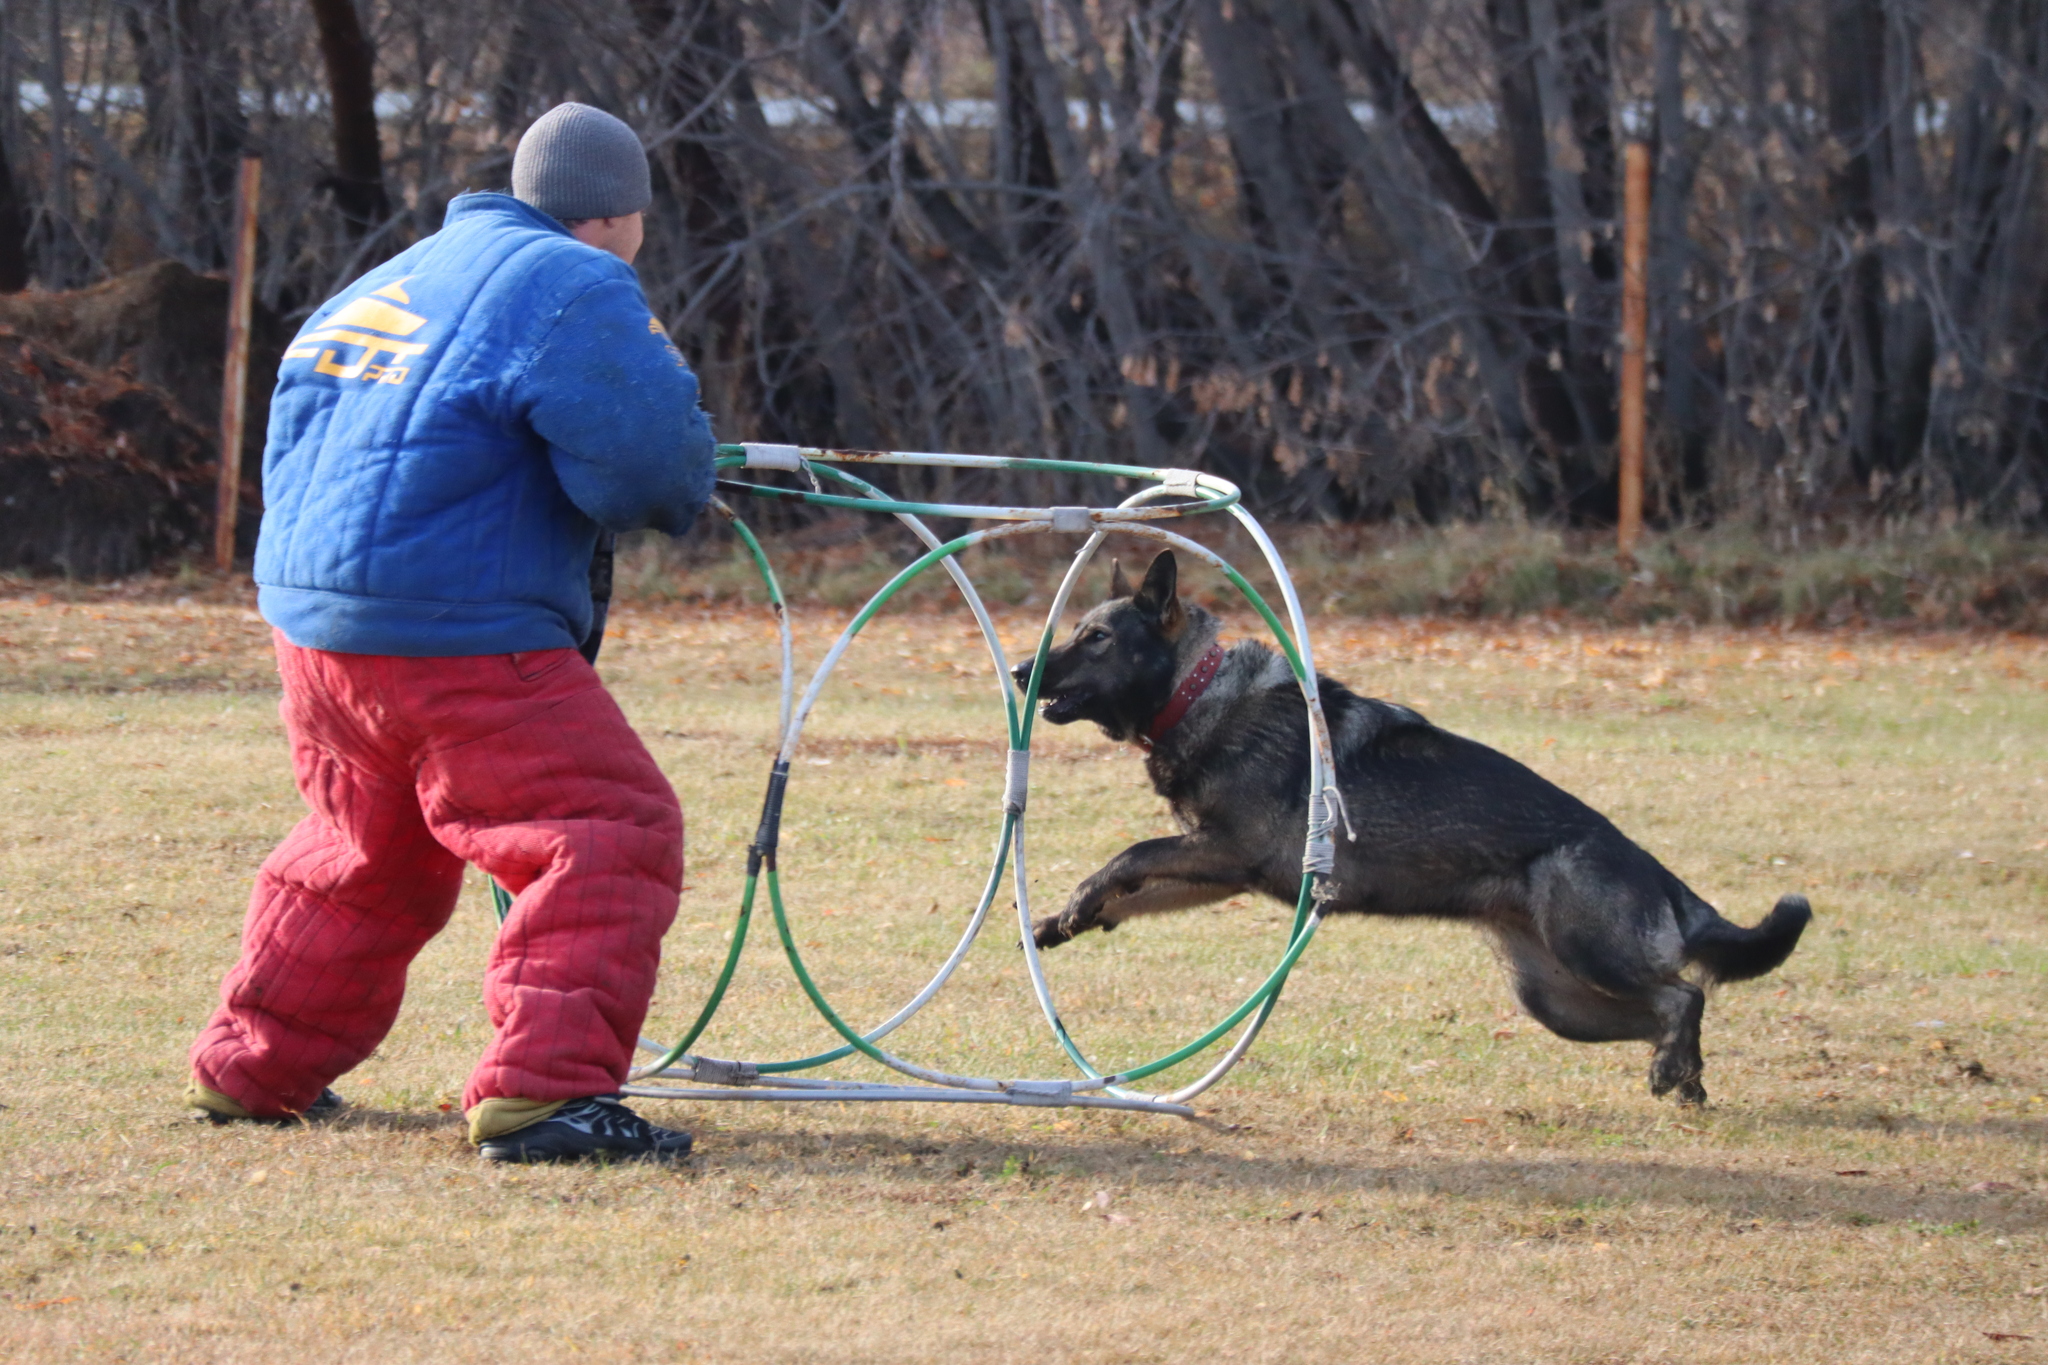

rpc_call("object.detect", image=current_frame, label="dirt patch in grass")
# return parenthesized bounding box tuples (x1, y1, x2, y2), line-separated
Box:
(1, 601, 2044, 1362)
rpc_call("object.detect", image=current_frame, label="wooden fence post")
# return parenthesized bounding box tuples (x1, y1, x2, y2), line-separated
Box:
(214, 154, 262, 573)
(1618, 141, 1651, 563)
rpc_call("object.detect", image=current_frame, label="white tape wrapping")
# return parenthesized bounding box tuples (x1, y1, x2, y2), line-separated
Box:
(1002, 1079, 1075, 1102)
(686, 1056, 760, 1086)
(1303, 790, 1338, 875)
(742, 442, 806, 471)
(1048, 506, 1094, 534)
(1156, 468, 1203, 495)
(1004, 749, 1030, 814)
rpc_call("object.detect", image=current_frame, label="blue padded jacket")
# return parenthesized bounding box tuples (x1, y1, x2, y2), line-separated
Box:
(254, 192, 715, 656)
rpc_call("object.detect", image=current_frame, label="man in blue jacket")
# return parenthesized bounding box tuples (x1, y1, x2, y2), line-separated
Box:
(187, 103, 713, 1163)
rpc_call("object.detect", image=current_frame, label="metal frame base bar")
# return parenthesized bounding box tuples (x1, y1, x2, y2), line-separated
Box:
(619, 1084, 1195, 1117)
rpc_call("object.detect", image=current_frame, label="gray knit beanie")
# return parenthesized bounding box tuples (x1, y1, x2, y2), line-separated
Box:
(512, 103, 651, 222)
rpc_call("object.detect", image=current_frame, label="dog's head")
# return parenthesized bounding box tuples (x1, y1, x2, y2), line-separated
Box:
(1010, 550, 1192, 742)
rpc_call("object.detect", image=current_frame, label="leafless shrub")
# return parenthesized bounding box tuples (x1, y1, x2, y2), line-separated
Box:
(2, 0, 2042, 527)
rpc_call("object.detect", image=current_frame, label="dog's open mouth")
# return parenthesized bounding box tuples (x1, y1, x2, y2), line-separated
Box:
(1037, 690, 1087, 724)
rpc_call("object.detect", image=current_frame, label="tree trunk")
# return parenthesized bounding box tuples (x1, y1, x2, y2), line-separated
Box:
(999, 0, 1164, 465)
(1823, 0, 1893, 481)
(976, 0, 1064, 264)
(0, 136, 27, 292)
(1940, 0, 2048, 509)
(1486, 0, 1613, 512)
(1649, 0, 1709, 506)
(306, 0, 389, 235)
(124, 0, 250, 267)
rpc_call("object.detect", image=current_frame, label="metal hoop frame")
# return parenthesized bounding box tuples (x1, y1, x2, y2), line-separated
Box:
(491, 443, 1341, 1118)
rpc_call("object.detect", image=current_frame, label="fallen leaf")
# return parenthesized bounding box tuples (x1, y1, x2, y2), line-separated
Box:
(246, 1169, 269, 1185)
(1103, 1212, 1135, 1225)
(12, 1297, 79, 1311)
(1491, 1028, 1517, 1041)
(1380, 1090, 1408, 1103)
(1675, 1124, 1710, 1135)
(1835, 1169, 1871, 1177)
(1983, 1332, 2034, 1342)
(1969, 1181, 2022, 1193)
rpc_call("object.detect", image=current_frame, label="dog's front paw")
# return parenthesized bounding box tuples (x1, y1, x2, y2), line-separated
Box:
(1031, 915, 1075, 949)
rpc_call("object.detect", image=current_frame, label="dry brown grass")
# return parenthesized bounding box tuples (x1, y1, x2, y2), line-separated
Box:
(1, 582, 2044, 1364)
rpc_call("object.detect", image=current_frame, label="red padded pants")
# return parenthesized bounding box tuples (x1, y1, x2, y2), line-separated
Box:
(190, 635, 683, 1118)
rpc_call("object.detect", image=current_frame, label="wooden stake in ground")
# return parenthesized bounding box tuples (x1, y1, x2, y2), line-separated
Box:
(214, 154, 263, 573)
(1618, 142, 1650, 563)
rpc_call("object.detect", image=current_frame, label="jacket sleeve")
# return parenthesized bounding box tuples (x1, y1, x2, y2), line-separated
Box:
(516, 273, 716, 537)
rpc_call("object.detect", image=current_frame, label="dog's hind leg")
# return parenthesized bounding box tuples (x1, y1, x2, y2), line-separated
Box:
(1516, 849, 1714, 1105)
(1492, 920, 1662, 1044)
(1645, 982, 1708, 1105)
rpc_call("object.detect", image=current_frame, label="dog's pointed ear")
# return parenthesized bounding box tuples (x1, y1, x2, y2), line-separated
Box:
(1131, 551, 1184, 634)
(1108, 557, 1132, 600)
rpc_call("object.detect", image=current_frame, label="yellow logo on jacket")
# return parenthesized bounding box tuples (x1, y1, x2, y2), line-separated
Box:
(648, 313, 687, 370)
(285, 278, 428, 385)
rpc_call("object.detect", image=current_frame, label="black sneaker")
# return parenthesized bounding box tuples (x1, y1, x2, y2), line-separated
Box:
(198, 1087, 346, 1127)
(477, 1096, 694, 1164)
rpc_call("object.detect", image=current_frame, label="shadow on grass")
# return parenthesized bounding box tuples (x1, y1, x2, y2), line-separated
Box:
(321, 1107, 467, 1134)
(689, 1118, 2048, 1236)
(1741, 1102, 2048, 1146)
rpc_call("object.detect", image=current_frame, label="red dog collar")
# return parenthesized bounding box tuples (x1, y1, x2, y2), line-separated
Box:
(1142, 643, 1227, 747)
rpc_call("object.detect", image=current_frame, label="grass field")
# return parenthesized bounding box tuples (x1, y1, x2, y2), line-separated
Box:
(1, 575, 2044, 1363)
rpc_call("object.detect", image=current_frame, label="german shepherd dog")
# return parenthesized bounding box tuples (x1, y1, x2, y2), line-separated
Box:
(1014, 550, 1811, 1105)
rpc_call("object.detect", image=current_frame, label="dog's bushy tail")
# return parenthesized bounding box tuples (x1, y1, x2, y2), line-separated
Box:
(1683, 894, 1812, 983)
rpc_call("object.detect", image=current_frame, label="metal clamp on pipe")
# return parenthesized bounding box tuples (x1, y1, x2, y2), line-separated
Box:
(1048, 506, 1093, 534)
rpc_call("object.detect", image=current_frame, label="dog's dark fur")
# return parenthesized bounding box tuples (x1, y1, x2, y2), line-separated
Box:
(1015, 550, 1811, 1105)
